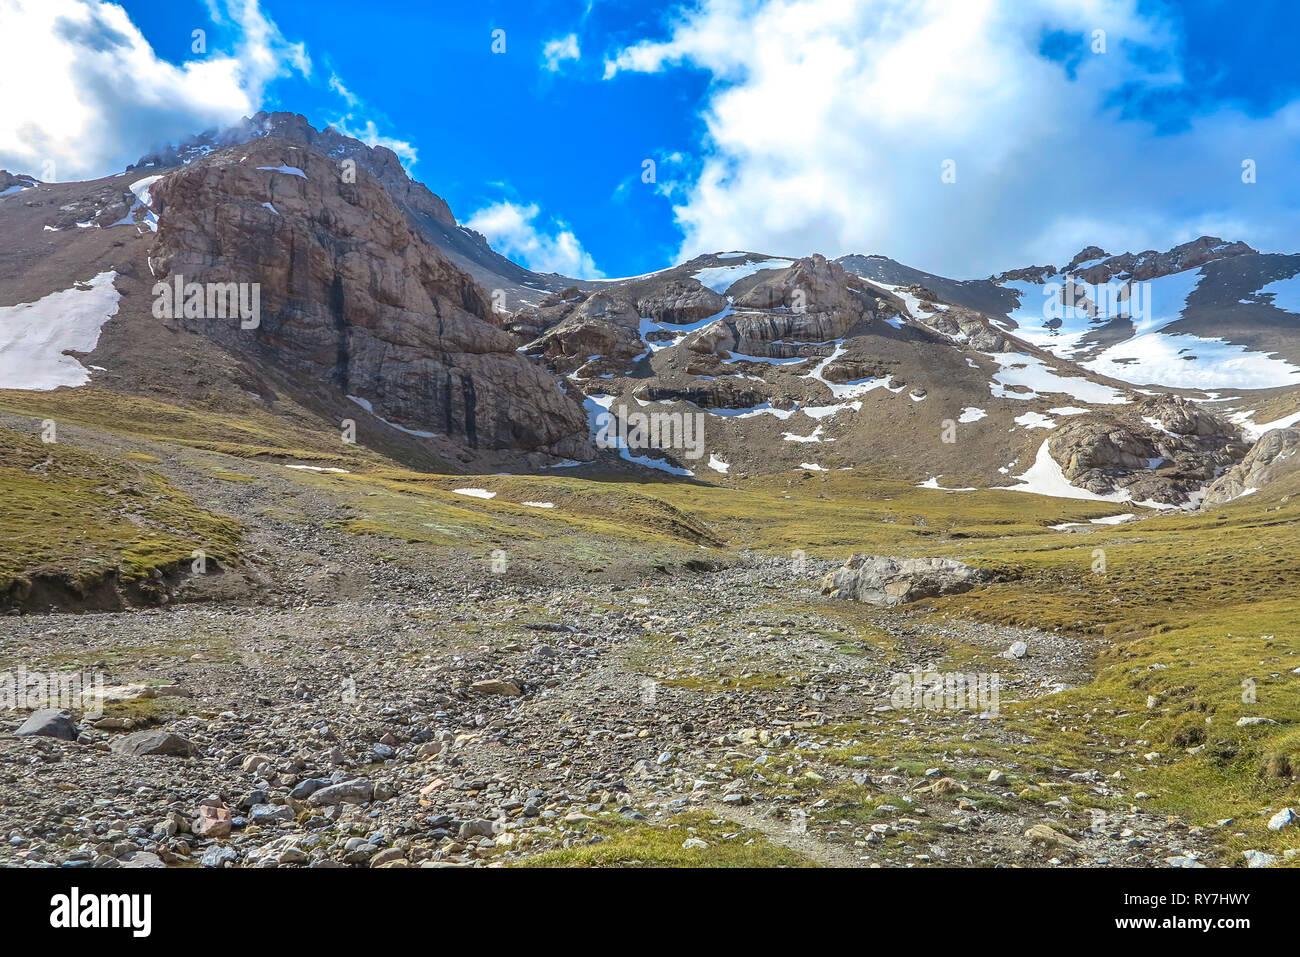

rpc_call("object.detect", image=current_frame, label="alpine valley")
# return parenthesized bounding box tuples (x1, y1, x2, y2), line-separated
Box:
(2, 113, 1298, 870)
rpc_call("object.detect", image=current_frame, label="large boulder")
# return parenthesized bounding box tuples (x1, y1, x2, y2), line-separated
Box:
(110, 730, 199, 758)
(14, 709, 78, 741)
(821, 555, 992, 606)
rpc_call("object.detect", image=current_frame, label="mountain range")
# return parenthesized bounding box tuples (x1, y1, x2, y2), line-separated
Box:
(4, 111, 1300, 511)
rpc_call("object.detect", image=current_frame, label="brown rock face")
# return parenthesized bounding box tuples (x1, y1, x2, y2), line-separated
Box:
(132, 111, 458, 230)
(636, 280, 728, 325)
(733, 254, 869, 319)
(631, 380, 768, 410)
(148, 141, 591, 460)
(523, 292, 646, 377)
(687, 255, 876, 359)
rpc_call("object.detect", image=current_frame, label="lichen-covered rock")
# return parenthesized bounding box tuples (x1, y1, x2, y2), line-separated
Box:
(821, 555, 992, 606)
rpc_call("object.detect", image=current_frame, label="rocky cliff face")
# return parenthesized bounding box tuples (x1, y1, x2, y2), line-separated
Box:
(521, 291, 646, 378)
(132, 111, 458, 231)
(147, 136, 591, 461)
(1203, 428, 1300, 505)
(1046, 396, 1247, 505)
(686, 255, 877, 359)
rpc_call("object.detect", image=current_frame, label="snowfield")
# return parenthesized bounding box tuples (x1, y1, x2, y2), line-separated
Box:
(692, 258, 792, 294)
(258, 165, 307, 178)
(999, 267, 1300, 389)
(0, 272, 120, 389)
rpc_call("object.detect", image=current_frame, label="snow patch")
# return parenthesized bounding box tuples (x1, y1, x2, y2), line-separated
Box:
(997, 440, 1130, 501)
(1015, 411, 1057, 430)
(258, 165, 307, 178)
(0, 272, 120, 389)
(692, 258, 792, 294)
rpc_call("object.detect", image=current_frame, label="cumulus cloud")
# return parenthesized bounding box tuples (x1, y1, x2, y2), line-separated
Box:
(0, 0, 311, 180)
(466, 200, 603, 278)
(542, 33, 581, 72)
(605, 0, 1300, 276)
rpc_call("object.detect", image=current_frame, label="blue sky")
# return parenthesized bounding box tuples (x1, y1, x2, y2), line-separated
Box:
(3, 0, 1300, 278)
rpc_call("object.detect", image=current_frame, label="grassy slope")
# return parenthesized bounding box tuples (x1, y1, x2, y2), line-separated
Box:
(513, 811, 815, 867)
(0, 427, 241, 602)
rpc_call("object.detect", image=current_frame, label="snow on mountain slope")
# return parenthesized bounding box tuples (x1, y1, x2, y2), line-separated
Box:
(691, 258, 793, 293)
(988, 241, 1300, 390)
(998, 265, 1300, 389)
(0, 272, 120, 389)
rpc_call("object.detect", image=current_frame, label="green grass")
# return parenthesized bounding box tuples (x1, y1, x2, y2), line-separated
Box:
(0, 427, 241, 605)
(513, 811, 815, 867)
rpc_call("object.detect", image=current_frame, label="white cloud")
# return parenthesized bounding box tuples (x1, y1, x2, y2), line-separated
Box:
(0, 0, 310, 180)
(542, 33, 581, 72)
(466, 200, 603, 278)
(606, 0, 1300, 276)
(328, 72, 360, 108)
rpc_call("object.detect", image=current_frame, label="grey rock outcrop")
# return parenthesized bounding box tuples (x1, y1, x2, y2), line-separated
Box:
(1202, 427, 1300, 505)
(1046, 395, 1247, 506)
(821, 555, 992, 606)
(919, 304, 1013, 352)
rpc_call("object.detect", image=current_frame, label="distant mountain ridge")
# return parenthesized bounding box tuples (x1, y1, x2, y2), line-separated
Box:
(2, 111, 1299, 504)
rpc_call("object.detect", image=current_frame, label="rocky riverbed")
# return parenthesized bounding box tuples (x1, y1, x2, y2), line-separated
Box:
(0, 555, 1221, 868)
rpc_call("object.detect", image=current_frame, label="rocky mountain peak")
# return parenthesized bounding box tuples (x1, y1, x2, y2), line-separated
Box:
(129, 111, 456, 230)
(1065, 246, 1109, 270)
(1062, 235, 1257, 285)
